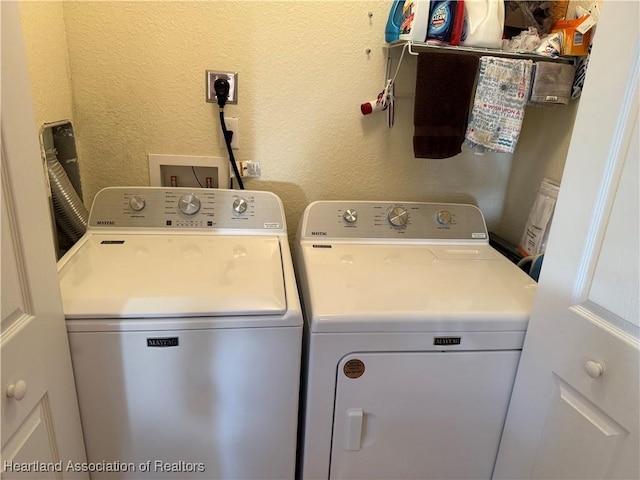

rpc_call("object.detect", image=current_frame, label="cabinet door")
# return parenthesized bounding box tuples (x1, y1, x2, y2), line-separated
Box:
(1, 3, 87, 477)
(329, 351, 520, 480)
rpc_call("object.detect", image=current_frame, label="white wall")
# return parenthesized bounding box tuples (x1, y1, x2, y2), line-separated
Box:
(19, 1, 580, 246)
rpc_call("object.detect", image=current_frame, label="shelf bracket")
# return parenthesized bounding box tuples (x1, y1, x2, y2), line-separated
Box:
(382, 40, 576, 128)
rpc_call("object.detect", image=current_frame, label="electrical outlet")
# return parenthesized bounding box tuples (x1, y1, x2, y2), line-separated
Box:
(206, 70, 238, 104)
(221, 117, 239, 149)
(238, 161, 261, 178)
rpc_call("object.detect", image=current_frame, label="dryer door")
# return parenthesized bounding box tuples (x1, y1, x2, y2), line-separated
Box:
(329, 351, 520, 479)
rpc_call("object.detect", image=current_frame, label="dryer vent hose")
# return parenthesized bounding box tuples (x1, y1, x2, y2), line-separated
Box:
(45, 149, 88, 242)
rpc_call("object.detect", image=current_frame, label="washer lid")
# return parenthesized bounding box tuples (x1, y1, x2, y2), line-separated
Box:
(300, 243, 537, 333)
(59, 234, 287, 319)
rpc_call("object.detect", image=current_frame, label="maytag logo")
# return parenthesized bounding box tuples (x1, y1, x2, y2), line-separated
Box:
(97, 220, 116, 225)
(147, 337, 179, 347)
(311, 231, 327, 236)
(434, 337, 461, 346)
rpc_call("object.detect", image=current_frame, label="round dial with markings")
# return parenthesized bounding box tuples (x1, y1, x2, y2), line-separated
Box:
(343, 209, 358, 224)
(233, 198, 248, 214)
(436, 210, 452, 225)
(128, 195, 146, 212)
(386, 206, 408, 227)
(178, 193, 201, 215)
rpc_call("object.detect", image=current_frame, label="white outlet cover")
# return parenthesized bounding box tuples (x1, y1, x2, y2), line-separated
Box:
(222, 117, 239, 150)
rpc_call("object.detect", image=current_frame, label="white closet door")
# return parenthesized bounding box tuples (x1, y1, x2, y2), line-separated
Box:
(494, 2, 639, 478)
(1, 3, 87, 478)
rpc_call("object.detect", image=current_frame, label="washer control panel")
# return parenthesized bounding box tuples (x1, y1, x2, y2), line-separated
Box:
(301, 201, 488, 241)
(88, 187, 285, 231)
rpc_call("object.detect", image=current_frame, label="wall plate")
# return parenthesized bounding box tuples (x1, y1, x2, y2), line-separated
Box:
(148, 154, 230, 188)
(206, 70, 238, 104)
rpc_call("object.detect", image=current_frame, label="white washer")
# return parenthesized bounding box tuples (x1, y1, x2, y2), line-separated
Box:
(58, 187, 302, 480)
(295, 201, 537, 480)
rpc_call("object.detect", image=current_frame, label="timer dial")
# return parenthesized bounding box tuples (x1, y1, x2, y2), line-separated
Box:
(178, 194, 201, 215)
(343, 209, 358, 224)
(128, 195, 146, 212)
(386, 206, 408, 227)
(233, 198, 248, 214)
(436, 210, 453, 225)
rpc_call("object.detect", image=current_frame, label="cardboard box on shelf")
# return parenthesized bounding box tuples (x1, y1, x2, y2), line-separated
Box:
(550, 15, 594, 56)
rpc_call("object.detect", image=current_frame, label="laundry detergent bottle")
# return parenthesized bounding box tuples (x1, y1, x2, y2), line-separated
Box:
(386, 0, 405, 42)
(426, 0, 465, 45)
(460, 0, 505, 49)
(399, 0, 431, 42)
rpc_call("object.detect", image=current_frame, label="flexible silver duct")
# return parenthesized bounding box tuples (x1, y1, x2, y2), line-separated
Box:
(45, 149, 88, 242)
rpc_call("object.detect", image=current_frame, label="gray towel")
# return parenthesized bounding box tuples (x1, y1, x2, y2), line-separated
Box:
(528, 62, 576, 106)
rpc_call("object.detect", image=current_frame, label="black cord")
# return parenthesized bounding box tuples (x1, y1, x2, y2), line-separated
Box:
(214, 77, 244, 190)
(191, 166, 204, 187)
(219, 109, 244, 190)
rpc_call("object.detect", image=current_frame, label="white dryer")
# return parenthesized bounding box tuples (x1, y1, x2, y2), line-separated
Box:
(58, 187, 302, 479)
(295, 201, 537, 480)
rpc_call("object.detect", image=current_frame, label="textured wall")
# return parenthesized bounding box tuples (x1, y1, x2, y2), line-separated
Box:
(59, 0, 517, 240)
(20, 1, 580, 246)
(495, 0, 600, 245)
(18, 1, 75, 134)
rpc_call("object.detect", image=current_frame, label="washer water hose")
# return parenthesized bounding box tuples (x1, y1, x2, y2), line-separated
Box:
(45, 149, 88, 242)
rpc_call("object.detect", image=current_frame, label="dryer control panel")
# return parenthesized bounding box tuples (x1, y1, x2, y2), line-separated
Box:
(87, 187, 286, 231)
(300, 201, 488, 241)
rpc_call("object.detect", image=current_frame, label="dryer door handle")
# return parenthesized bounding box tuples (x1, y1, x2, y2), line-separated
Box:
(344, 408, 364, 451)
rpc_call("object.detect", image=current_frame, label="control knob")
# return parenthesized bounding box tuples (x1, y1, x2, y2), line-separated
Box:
(386, 206, 408, 227)
(343, 209, 358, 224)
(178, 193, 201, 215)
(128, 195, 146, 212)
(436, 210, 452, 225)
(233, 198, 248, 214)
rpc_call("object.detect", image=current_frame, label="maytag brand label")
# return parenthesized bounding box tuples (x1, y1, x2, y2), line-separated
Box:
(434, 336, 461, 346)
(147, 337, 179, 347)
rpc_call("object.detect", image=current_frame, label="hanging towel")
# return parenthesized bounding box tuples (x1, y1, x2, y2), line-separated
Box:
(528, 62, 576, 106)
(465, 56, 533, 154)
(413, 52, 479, 159)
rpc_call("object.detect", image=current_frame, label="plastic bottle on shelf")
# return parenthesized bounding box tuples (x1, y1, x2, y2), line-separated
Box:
(386, 0, 405, 43)
(398, 0, 431, 42)
(460, 0, 505, 49)
(426, 0, 465, 45)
